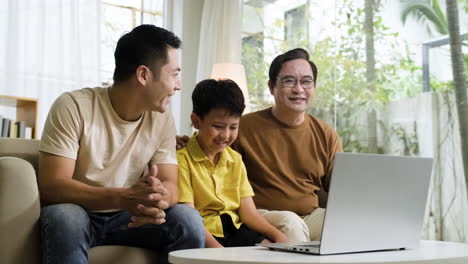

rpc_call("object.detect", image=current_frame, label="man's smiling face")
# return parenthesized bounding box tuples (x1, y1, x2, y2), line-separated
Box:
(269, 58, 315, 115)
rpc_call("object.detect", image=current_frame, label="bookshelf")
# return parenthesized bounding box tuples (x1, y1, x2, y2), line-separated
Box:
(0, 95, 38, 139)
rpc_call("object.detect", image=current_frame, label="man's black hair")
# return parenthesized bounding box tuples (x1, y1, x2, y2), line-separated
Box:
(113, 24, 181, 82)
(268, 48, 318, 83)
(192, 79, 246, 119)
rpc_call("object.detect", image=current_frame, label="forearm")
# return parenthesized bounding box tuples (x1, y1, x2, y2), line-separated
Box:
(205, 228, 223, 248)
(241, 213, 284, 241)
(239, 197, 286, 242)
(39, 178, 125, 211)
(162, 181, 179, 207)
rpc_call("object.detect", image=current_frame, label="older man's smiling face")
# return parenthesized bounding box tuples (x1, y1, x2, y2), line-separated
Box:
(269, 58, 315, 115)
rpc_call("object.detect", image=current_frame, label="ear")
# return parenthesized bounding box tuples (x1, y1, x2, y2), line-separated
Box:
(190, 112, 201, 129)
(136, 65, 151, 86)
(268, 80, 275, 95)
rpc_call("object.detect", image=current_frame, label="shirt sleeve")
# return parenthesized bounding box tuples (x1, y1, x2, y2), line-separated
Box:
(177, 151, 194, 203)
(239, 161, 254, 198)
(151, 113, 177, 165)
(39, 93, 82, 160)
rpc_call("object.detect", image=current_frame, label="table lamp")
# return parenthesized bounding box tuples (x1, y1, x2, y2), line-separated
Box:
(211, 63, 250, 113)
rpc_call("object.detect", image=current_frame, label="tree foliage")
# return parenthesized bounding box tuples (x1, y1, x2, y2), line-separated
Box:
(446, 0, 468, 204)
(242, 0, 424, 152)
(401, 0, 448, 35)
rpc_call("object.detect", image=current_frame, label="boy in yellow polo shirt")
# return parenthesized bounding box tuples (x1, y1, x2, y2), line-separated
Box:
(177, 79, 287, 248)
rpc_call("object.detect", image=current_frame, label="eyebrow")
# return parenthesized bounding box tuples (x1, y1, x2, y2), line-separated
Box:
(280, 75, 314, 79)
(212, 121, 240, 126)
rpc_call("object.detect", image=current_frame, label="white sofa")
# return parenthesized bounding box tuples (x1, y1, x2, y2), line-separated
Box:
(0, 138, 160, 264)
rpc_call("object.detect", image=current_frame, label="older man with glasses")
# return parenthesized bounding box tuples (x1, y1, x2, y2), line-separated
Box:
(231, 48, 343, 242)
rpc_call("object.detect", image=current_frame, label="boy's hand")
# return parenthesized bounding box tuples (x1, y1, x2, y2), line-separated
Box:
(271, 232, 288, 243)
(176, 135, 190, 150)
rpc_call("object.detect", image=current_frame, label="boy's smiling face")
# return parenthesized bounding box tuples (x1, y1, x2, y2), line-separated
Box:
(191, 108, 240, 162)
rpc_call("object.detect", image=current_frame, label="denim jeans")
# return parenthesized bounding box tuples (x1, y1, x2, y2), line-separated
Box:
(40, 203, 205, 264)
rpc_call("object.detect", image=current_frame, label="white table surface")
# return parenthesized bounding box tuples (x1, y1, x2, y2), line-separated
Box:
(169, 240, 468, 264)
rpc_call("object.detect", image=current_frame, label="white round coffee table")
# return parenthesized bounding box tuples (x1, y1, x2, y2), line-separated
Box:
(169, 240, 468, 264)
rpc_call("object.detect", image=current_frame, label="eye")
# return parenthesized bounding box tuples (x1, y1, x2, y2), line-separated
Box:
(301, 79, 314, 85)
(283, 78, 296, 86)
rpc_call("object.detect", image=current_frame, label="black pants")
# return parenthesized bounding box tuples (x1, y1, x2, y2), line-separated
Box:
(214, 214, 265, 247)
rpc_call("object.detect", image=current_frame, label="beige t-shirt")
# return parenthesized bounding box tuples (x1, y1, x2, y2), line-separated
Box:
(39, 87, 177, 189)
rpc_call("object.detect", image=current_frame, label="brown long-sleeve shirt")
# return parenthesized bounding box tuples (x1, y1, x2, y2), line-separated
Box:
(232, 108, 343, 216)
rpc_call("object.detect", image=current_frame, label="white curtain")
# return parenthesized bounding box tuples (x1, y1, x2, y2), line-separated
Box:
(196, 0, 242, 82)
(0, 0, 101, 137)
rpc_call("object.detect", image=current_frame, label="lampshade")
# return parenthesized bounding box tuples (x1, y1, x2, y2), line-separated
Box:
(211, 63, 250, 113)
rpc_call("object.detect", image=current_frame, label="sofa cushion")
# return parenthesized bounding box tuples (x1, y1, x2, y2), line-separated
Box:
(89, 246, 159, 264)
(0, 138, 40, 172)
(0, 156, 160, 264)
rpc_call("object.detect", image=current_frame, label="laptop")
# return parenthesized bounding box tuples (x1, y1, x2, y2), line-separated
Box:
(260, 152, 433, 255)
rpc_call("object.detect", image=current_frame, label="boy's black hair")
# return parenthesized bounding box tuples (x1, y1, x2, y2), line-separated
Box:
(192, 79, 246, 119)
(268, 48, 318, 83)
(113, 24, 181, 82)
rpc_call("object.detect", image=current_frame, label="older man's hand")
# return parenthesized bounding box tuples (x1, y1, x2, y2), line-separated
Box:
(176, 135, 190, 150)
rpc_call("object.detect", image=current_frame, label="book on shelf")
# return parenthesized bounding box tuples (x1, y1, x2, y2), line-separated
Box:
(9, 119, 16, 138)
(2, 118, 10, 137)
(16, 121, 26, 138)
(25, 127, 33, 139)
(0, 119, 33, 139)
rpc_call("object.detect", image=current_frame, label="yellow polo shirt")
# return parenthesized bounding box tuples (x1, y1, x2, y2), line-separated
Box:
(177, 133, 254, 237)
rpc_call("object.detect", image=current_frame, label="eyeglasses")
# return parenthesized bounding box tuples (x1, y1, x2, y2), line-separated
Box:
(277, 76, 315, 89)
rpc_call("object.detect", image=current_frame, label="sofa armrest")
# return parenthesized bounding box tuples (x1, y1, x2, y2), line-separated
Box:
(0, 157, 41, 264)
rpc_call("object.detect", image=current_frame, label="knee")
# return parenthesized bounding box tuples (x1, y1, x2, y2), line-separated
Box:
(272, 211, 305, 229)
(171, 204, 204, 234)
(40, 203, 89, 234)
(167, 204, 205, 248)
(265, 211, 309, 242)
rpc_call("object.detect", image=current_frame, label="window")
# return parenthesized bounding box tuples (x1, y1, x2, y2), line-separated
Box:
(285, 4, 308, 46)
(242, 0, 468, 243)
(100, 0, 164, 85)
(242, 33, 273, 109)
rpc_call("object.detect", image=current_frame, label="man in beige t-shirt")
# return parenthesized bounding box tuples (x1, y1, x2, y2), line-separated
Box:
(38, 25, 204, 264)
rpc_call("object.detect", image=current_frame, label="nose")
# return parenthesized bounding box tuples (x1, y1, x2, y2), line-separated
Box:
(174, 78, 181, 91)
(220, 128, 230, 140)
(291, 82, 304, 93)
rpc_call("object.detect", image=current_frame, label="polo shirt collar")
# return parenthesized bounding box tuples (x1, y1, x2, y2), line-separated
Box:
(187, 132, 234, 165)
